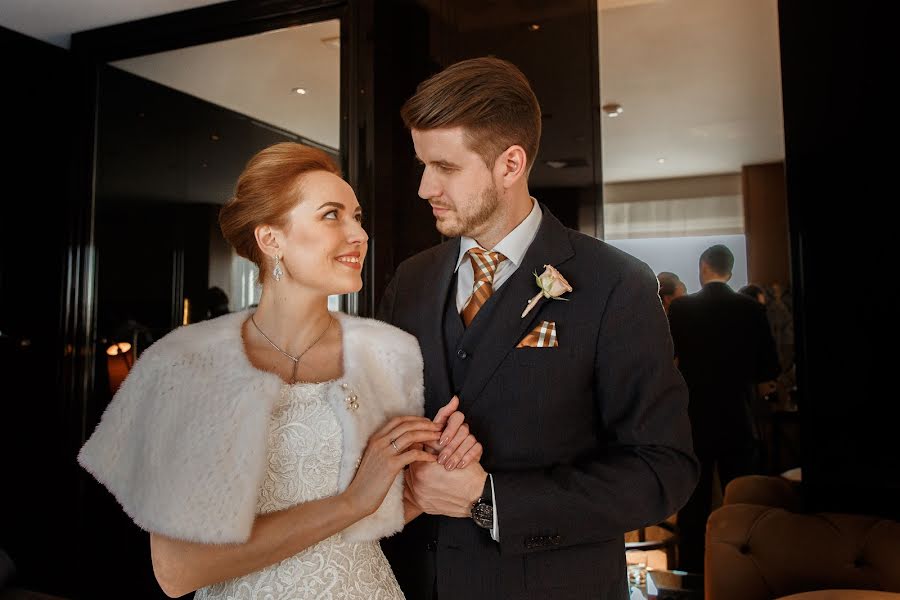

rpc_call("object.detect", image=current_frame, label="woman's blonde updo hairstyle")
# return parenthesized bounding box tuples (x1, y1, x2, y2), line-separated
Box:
(219, 142, 341, 281)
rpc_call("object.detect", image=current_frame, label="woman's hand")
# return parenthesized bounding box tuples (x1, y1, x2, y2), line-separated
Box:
(402, 478, 424, 524)
(151, 416, 439, 597)
(343, 416, 440, 517)
(428, 396, 484, 471)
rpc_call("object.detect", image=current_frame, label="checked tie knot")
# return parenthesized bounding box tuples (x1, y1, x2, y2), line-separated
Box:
(461, 248, 507, 327)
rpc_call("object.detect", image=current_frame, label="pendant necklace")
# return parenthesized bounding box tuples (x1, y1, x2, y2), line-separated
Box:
(250, 314, 333, 384)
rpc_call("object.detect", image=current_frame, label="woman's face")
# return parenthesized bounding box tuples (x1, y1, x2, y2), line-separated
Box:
(274, 171, 368, 296)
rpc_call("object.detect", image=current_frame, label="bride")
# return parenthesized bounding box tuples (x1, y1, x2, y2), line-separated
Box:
(78, 142, 482, 599)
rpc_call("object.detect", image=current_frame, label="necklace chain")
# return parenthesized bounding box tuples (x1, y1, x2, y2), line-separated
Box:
(250, 314, 333, 383)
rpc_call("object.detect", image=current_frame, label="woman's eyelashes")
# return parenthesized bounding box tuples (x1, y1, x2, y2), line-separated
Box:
(322, 209, 364, 223)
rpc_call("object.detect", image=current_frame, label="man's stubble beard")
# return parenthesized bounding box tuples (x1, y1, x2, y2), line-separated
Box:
(435, 184, 500, 239)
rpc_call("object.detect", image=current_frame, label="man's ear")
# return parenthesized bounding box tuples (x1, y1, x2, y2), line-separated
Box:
(254, 224, 281, 260)
(495, 145, 528, 189)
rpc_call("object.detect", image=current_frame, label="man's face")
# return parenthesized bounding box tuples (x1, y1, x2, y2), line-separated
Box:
(411, 127, 501, 239)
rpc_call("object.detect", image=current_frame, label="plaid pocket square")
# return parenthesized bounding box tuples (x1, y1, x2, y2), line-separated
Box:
(516, 321, 558, 348)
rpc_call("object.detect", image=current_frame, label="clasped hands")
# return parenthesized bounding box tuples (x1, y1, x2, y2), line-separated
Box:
(349, 397, 486, 521)
(404, 396, 488, 520)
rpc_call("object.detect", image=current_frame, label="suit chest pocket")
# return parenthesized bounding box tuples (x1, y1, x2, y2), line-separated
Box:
(505, 345, 593, 459)
(509, 342, 574, 366)
(484, 347, 580, 462)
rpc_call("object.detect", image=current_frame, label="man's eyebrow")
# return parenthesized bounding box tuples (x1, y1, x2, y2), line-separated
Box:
(428, 159, 461, 168)
(414, 155, 460, 169)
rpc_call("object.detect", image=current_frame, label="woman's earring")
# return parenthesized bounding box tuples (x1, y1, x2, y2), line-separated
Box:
(272, 254, 284, 282)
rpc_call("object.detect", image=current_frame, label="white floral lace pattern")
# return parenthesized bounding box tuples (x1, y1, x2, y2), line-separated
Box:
(195, 382, 404, 600)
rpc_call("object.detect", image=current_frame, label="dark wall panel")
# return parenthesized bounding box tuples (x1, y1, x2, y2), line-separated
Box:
(0, 25, 80, 597)
(93, 66, 292, 342)
(779, 1, 898, 517)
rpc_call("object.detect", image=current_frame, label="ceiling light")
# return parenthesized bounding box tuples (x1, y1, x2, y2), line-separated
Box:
(657, 158, 666, 164)
(528, 24, 541, 31)
(209, 134, 220, 141)
(292, 87, 307, 95)
(545, 160, 568, 169)
(601, 102, 624, 117)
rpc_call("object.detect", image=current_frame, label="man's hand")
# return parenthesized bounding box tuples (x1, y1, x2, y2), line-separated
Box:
(406, 458, 487, 518)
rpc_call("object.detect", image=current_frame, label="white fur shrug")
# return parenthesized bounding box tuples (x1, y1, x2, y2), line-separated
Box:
(78, 310, 424, 545)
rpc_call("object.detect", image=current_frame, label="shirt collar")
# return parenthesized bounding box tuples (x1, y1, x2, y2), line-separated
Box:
(455, 198, 543, 272)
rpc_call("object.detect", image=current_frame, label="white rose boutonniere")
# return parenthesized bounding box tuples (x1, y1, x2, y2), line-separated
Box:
(521, 264, 573, 318)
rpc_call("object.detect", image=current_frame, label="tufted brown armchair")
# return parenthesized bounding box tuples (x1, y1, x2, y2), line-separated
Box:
(705, 475, 900, 600)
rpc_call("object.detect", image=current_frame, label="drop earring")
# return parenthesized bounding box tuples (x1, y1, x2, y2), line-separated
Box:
(272, 254, 284, 282)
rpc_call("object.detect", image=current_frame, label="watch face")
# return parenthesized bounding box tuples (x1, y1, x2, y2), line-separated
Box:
(472, 502, 493, 529)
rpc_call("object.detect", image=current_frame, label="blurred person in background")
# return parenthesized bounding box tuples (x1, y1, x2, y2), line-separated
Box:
(668, 244, 779, 572)
(658, 271, 687, 315)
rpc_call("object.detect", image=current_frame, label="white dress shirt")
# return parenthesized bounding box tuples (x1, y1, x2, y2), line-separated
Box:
(453, 198, 543, 542)
(455, 199, 543, 311)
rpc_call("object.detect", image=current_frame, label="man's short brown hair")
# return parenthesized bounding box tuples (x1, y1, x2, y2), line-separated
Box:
(401, 57, 541, 173)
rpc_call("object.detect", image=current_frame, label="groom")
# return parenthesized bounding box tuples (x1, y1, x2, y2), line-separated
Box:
(379, 57, 698, 600)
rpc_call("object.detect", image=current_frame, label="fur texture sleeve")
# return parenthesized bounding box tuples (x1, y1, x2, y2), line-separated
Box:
(339, 318, 425, 542)
(78, 312, 428, 545)
(77, 315, 281, 544)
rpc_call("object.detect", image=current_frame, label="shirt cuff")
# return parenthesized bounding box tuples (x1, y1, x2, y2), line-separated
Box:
(489, 473, 500, 542)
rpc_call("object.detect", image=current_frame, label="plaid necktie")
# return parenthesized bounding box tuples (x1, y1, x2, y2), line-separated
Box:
(461, 247, 507, 327)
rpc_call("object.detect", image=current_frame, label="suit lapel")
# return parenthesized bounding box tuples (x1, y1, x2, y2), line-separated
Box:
(458, 208, 575, 412)
(419, 238, 460, 416)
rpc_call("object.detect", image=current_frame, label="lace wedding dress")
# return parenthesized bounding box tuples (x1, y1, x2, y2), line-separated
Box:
(195, 382, 405, 600)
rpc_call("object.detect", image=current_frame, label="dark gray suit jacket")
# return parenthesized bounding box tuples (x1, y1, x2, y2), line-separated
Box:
(379, 208, 698, 600)
(668, 282, 780, 456)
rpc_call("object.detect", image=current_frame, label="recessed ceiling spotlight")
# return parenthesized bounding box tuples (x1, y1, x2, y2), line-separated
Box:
(545, 160, 568, 169)
(528, 23, 541, 31)
(292, 87, 307, 95)
(657, 157, 666, 164)
(601, 102, 624, 117)
(210, 134, 220, 142)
